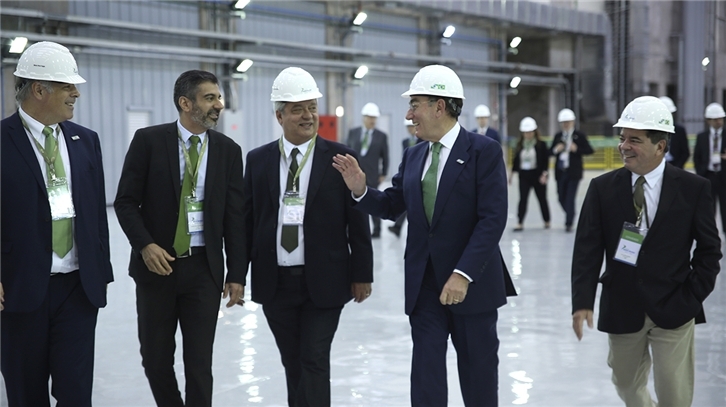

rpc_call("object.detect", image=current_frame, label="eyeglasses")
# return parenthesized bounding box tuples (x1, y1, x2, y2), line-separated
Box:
(408, 98, 438, 112)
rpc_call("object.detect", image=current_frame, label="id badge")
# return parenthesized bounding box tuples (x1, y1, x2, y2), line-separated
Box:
(282, 191, 305, 226)
(184, 196, 204, 234)
(711, 152, 721, 165)
(47, 177, 75, 220)
(613, 222, 647, 266)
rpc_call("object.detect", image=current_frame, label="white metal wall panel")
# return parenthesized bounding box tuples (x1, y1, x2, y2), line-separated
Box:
(440, 25, 493, 62)
(351, 12, 419, 54)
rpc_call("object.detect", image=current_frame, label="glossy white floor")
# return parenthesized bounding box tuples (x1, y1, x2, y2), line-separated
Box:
(2, 170, 726, 406)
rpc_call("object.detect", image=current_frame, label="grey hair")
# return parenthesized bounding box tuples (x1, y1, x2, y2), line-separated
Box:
(274, 101, 286, 113)
(15, 78, 54, 104)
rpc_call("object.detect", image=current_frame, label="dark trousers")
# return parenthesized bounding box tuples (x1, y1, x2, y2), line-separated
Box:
(517, 170, 550, 224)
(556, 170, 580, 227)
(706, 171, 726, 233)
(262, 267, 343, 407)
(135, 252, 220, 407)
(1, 271, 98, 407)
(409, 265, 499, 407)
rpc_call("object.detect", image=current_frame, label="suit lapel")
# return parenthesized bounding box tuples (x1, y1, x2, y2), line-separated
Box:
(407, 142, 428, 226)
(7, 113, 46, 190)
(431, 129, 470, 228)
(166, 123, 182, 200)
(645, 165, 677, 237)
(615, 168, 637, 224)
(266, 141, 281, 206)
(305, 137, 329, 209)
(204, 130, 218, 198)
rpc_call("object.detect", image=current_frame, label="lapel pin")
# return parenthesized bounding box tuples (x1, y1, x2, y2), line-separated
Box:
(456, 159, 464, 164)
(71, 135, 80, 140)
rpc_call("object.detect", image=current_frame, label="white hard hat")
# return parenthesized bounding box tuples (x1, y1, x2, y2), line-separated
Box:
(270, 67, 323, 102)
(474, 104, 491, 117)
(361, 102, 380, 117)
(404, 119, 414, 126)
(557, 108, 576, 122)
(705, 102, 726, 119)
(401, 64, 465, 99)
(519, 117, 537, 132)
(658, 96, 677, 113)
(14, 41, 85, 84)
(613, 96, 674, 133)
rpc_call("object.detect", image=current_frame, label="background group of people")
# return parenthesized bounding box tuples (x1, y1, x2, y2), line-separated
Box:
(1, 40, 724, 407)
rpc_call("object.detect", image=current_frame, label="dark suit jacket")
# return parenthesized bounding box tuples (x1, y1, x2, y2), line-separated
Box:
(693, 129, 723, 177)
(1, 112, 113, 312)
(572, 165, 721, 334)
(549, 130, 594, 180)
(114, 122, 246, 291)
(356, 127, 515, 315)
(473, 127, 501, 144)
(668, 124, 690, 169)
(512, 140, 549, 176)
(243, 137, 373, 308)
(347, 127, 389, 187)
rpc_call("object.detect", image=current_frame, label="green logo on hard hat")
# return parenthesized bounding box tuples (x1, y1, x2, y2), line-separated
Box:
(658, 118, 670, 125)
(430, 84, 446, 90)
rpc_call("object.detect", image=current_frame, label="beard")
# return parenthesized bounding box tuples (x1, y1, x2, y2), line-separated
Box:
(191, 104, 220, 129)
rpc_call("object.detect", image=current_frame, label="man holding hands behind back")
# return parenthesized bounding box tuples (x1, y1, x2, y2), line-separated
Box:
(333, 64, 515, 406)
(572, 96, 721, 406)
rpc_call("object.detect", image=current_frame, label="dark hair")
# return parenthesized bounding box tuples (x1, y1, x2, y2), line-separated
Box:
(429, 96, 463, 118)
(515, 128, 542, 152)
(173, 70, 219, 112)
(646, 130, 670, 153)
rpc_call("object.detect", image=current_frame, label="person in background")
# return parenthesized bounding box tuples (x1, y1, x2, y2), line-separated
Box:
(658, 96, 689, 169)
(473, 104, 501, 144)
(572, 96, 721, 407)
(347, 102, 389, 237)
(693, 102, 726, 235)
(114, 70, 246, 407)
(510, 117, 550, 231)
(389, 119, 423, 237)
(550, 108, 594, 232)
(1, 41, 114, 406)
(244, 67, 373, 407)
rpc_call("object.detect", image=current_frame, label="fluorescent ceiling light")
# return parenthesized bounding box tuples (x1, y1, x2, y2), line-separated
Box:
(234, 0, 250, 9)
(353, 12, 367, 26)
(509, 76, 521, 89)
(335, 106, 345, 117)
(510, 37, 522, 48)
(236, 59, 253, 73)
(9, 37, 28, 54)
(442, 25, 456, 39)
(354, 65, 368, 79)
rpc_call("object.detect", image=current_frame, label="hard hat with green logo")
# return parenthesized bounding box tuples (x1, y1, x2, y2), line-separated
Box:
(14, 41, 86, 84)
(270, 67, 322, 102)
(613, 96, 674, 133)
(401, 64, 465, 100)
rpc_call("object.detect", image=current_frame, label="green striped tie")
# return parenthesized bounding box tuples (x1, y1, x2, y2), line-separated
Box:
(173, 135, 200, 256)
(422, 142, 442, 224)
(44, 126, 73, 258)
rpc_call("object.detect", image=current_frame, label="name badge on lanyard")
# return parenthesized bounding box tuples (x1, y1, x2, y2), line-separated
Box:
(48, 177, 75, 220)
(614, 222, 647, 266)
(282, 191, 305, 225)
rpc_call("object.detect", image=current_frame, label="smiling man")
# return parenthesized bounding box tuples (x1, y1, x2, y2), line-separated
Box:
(1, 41, 114, 407)
(242, 67, 373, 407)
(114, 70, 246, 407)
(572, 96, 721, 406)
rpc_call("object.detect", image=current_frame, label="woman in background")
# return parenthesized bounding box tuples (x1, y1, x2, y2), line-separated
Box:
(510, 117, 550, 231)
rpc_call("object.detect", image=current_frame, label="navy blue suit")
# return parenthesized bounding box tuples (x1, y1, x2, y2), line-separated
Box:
(1, 111, 113, 406)
(473, 127, 501, 144)
(356, 126, 514, 406)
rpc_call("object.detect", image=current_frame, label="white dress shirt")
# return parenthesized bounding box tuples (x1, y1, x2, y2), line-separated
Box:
(631, 158, 666, 229)
(277, 137, 315, 266)
(176, 120, 209, 247)
(19, 107, 78, 273)
(707, 127, 723, 172)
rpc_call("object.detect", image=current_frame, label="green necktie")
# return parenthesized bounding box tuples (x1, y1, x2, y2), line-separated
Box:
(633, 175, 646, 219)
(362, 130, 370, 151)
(44, 126, 73, 258)
(281, 148, 300, 253)
(173, 135, 200, 256)
(422, 142, 442, 224)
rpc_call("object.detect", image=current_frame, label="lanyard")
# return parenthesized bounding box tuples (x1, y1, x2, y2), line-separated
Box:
(178, 129, 209, 198)
(20, 116, 61, 180)
(278, 135, 317, 193)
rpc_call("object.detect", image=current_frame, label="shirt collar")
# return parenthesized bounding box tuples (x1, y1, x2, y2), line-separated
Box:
(176, 120, 207, 143)
(430, 123, 461, 151)
(282, 136, 313, 159)
(18, 107, 59, 140)
(631, 158, 666, 187)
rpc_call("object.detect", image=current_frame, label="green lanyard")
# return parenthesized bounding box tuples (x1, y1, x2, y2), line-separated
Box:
(278, 135, 317, 193)
(178, 129, 209, 198)
(20, 115, 61, 180)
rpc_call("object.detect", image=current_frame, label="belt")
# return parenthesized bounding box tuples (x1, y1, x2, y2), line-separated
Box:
(177, 246, 206, 258)
(278, 265, 304, 276)
(50, 270, 79, 277)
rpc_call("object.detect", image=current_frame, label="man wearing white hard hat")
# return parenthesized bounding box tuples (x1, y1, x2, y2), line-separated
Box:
(1, 41, 113, 406)
(472, 104, 501, 144)
(658, 96, 689, 169)
(347, 102, 389, 237)
(693, 102, 726, 232)
(572, 96, 721, 407)
(244, 67, 373, 407)
(389, 119, 424, 237)
(550, 108, 594, 232)
(115, 70, 246, 406)
(334, 64, 515, 406)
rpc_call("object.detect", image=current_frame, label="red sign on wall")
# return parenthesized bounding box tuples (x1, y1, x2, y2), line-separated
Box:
(318, 115, 337, 142)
